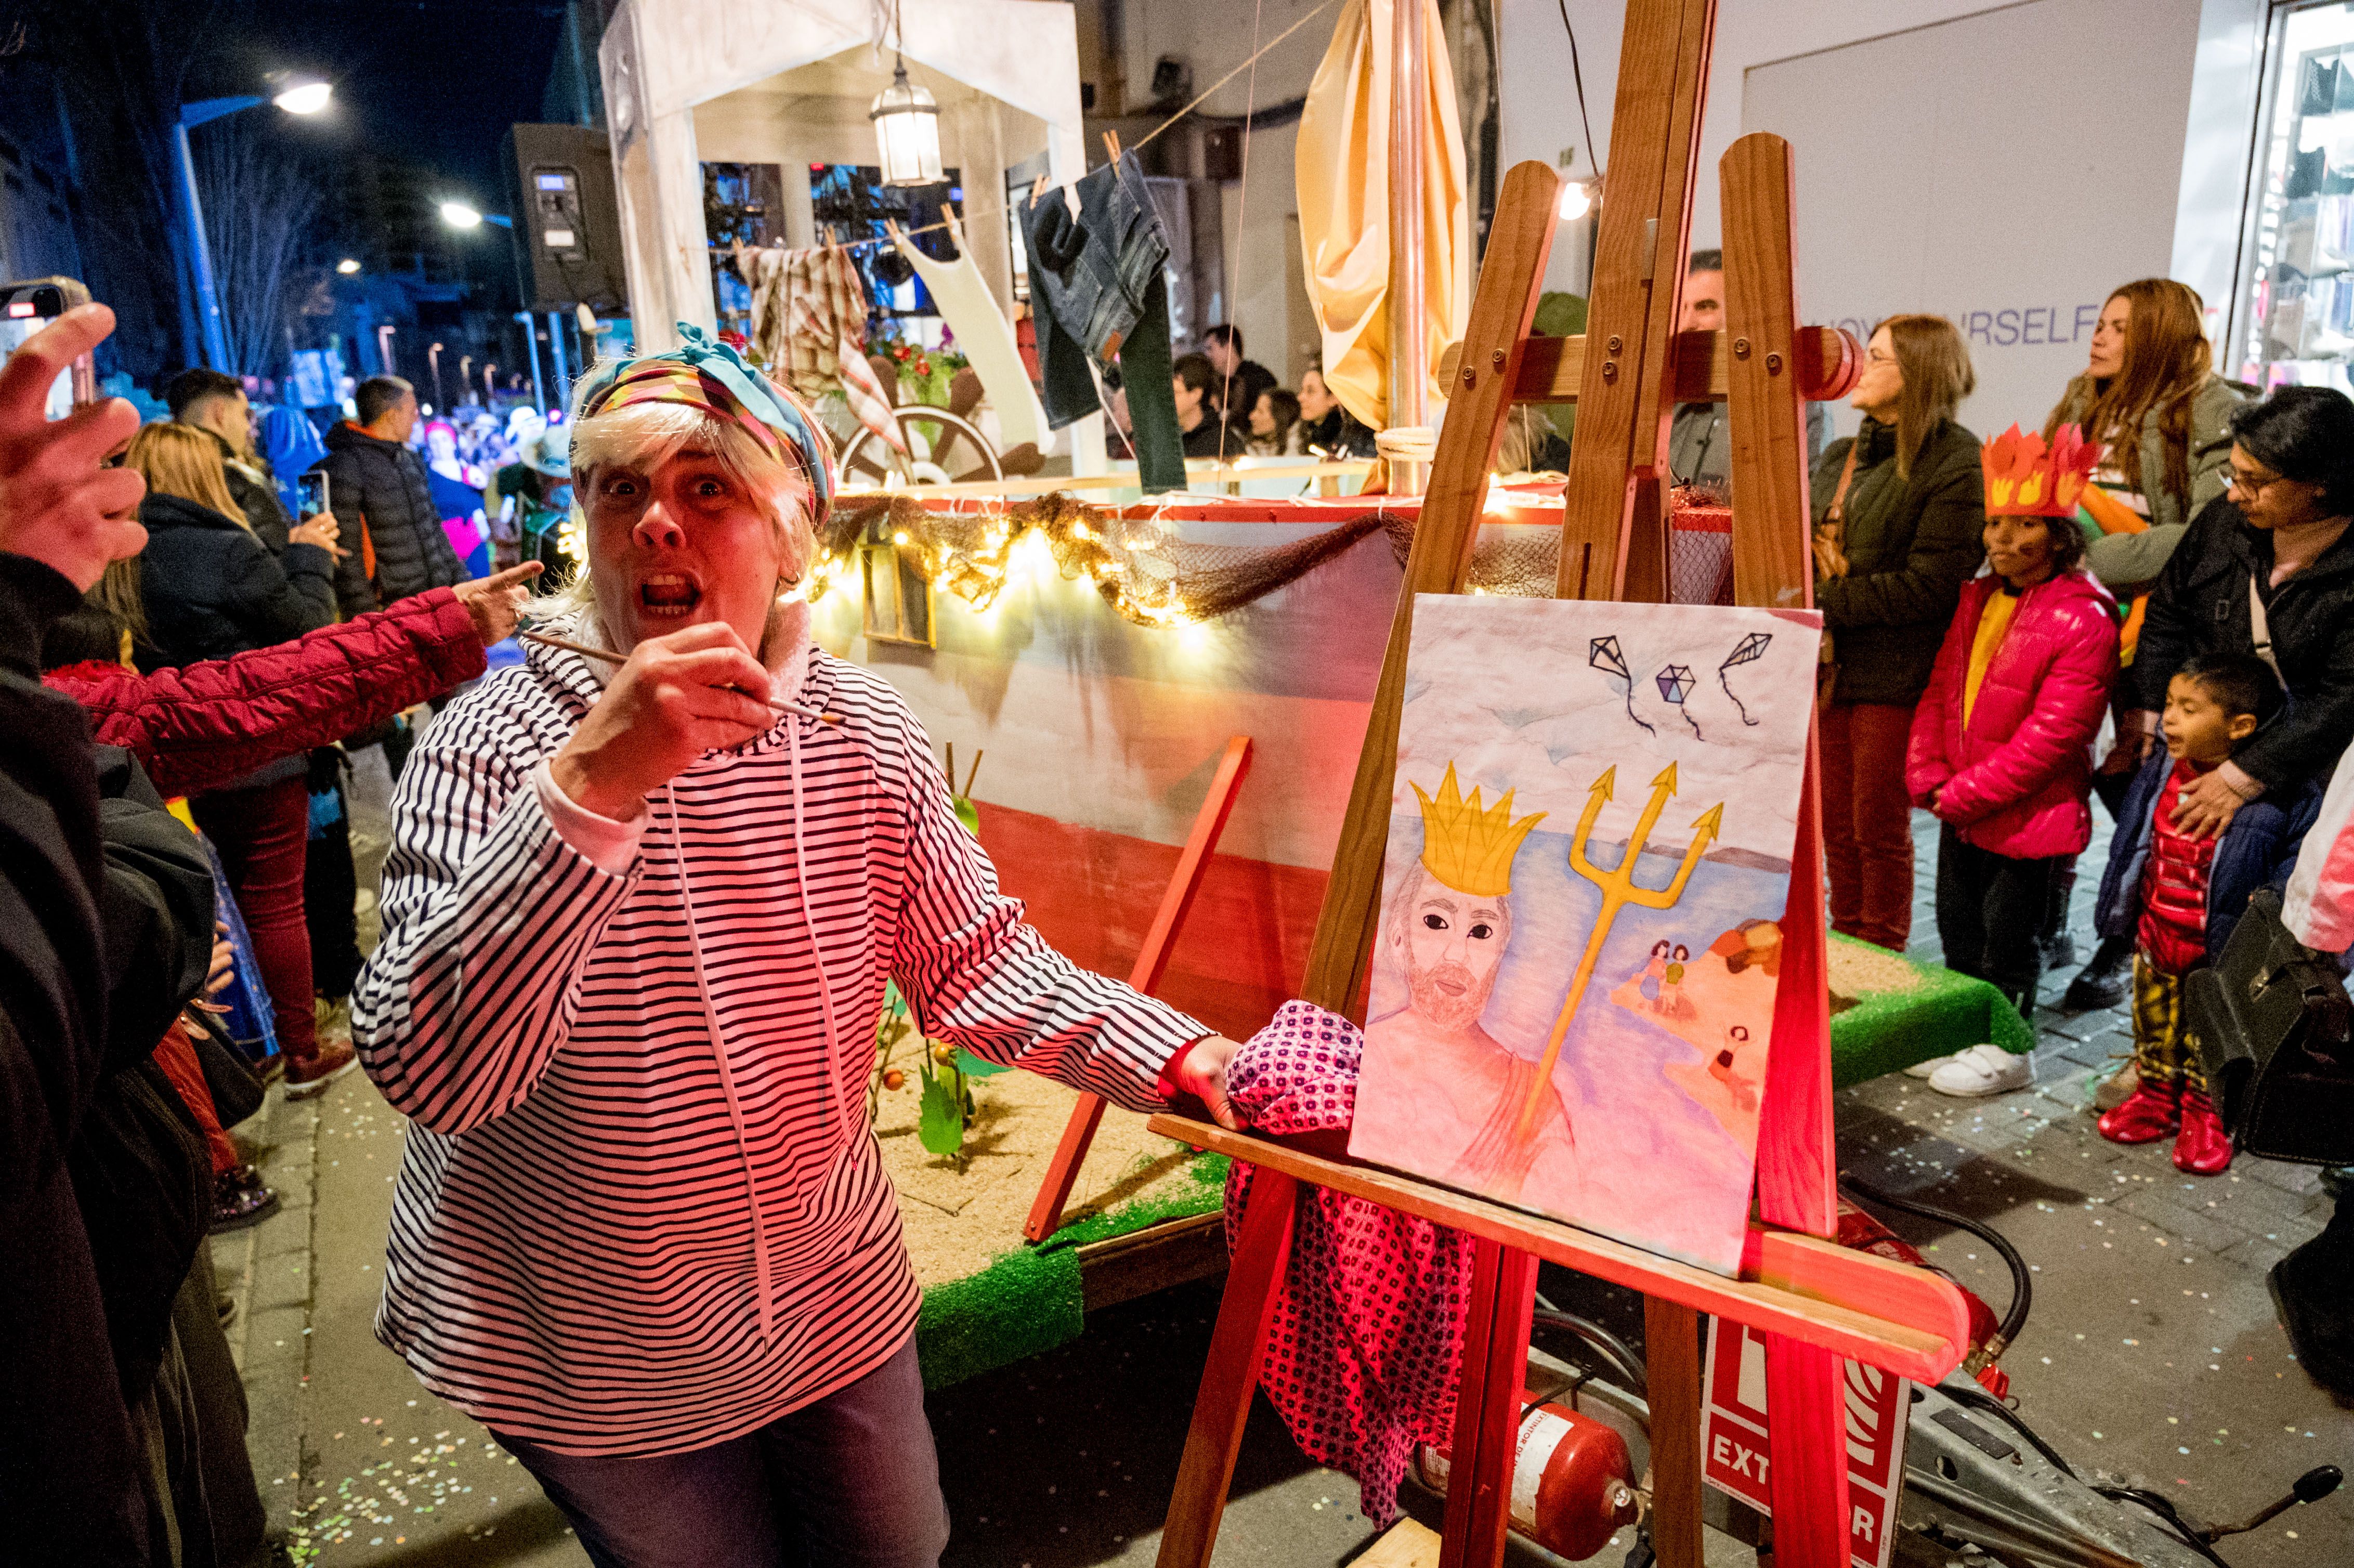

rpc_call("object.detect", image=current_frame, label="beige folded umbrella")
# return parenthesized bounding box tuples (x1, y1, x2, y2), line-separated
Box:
(1295, 0, 1471, 435)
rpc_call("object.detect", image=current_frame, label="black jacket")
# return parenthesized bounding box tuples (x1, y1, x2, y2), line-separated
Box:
(1811, 416, 1987, 706)
(71, 745, 216, 1402)
(0, 553, 154, 1566)
(318, 420, 468, 611)
(2128, 497, 2354, 792)
(136, 491, 335, 670)
(198, 427, 292, 556)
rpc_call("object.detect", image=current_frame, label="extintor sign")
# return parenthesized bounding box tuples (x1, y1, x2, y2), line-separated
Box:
(1699, 1320, 1908, 1568)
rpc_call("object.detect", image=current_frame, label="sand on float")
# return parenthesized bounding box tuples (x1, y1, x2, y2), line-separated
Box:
(872, 1067, 1211, 1287)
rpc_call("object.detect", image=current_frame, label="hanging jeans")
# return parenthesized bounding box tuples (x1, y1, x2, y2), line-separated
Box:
(1021, 153, 1187, 492)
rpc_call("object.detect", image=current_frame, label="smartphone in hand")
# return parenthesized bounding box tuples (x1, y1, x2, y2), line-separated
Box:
(0, 277, 98, 418)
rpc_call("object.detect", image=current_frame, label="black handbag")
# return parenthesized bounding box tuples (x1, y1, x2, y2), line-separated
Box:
(2185, 888, 2354, 1165)
(191, 1012, 268, 1129)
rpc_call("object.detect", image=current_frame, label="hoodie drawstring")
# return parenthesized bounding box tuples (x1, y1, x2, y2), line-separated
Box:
(786, 720, 854, 1137)
(662, 780, 778, 1344)
(657, 714, 849, 1348)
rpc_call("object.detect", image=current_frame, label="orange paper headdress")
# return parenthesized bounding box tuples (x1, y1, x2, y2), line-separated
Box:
(1981, 423, 2100, 517)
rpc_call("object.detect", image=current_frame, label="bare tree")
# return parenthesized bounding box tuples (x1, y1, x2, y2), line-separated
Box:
(193, 118, 325, 381)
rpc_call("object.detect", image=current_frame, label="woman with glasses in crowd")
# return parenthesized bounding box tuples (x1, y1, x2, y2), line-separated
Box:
(2119, 386, 2354, 844)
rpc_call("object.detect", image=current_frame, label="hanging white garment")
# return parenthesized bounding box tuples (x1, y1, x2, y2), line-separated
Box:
(894, 236, 1048, 453)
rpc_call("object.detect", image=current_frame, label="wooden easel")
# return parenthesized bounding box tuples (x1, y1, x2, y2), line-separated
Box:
(1147, 3, 1953, 1564)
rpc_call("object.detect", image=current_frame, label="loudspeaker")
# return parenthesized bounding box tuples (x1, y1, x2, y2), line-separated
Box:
(503, 124, 628, 313)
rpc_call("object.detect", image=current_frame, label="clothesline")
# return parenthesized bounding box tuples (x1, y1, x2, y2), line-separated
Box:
(715, 0, 1340, 262)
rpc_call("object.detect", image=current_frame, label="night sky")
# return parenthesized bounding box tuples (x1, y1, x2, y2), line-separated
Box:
(196, 0, 572, 212)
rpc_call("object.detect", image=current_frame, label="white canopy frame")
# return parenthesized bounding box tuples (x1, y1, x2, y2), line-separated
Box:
(598, 0, 1101, 467)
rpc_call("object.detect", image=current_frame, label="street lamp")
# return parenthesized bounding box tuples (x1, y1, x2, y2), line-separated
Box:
(459, 355, 473, 401)
(173, 75, 333, 369)
(428, 342, 446, 411)
(375, 324, 396, 377)
(439, 201, 513, 231)
(335, 257, 361, 275)
(483, 363, 498, 406)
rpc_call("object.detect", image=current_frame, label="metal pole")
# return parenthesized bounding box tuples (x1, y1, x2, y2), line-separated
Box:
(1385, 0, 1429, 495)
(173, 119, 232, 370)
(546, 310, 572, 414)
(515, 311, 547, 415)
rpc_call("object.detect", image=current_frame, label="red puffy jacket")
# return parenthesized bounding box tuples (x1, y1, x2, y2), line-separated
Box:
(45, 589, 485, 798)
(1905, 568, 2118, 859)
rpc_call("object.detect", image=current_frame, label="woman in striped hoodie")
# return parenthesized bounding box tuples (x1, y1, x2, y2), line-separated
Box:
(353, 326, 1239, 1568)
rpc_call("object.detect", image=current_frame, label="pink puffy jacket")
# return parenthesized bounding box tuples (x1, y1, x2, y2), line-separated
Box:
(1905, 569, 2118, 859)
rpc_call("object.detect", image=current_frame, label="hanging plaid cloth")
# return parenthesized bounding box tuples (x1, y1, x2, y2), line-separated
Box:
(743, 243, 907, 453)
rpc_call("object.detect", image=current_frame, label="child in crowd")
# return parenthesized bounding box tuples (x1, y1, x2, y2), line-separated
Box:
(2089, 654, 2322, 1172)
(1905, 447, 2118, 1097)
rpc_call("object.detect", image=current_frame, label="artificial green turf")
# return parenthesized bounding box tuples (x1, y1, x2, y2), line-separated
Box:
(916, 1153, 1231, 1389)
(1826, 932, 2034, 1088)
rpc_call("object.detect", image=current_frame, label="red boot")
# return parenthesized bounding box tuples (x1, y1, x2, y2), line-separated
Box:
(2097, 1078, 2180, 1143)
(2172, 1089, 2232, 1175)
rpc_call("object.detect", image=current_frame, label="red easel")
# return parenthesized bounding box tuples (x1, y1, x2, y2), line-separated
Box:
(1024, 736, 1256, 1242)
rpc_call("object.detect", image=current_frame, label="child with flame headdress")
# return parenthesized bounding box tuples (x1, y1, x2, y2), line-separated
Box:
(1899, 425, 2118, 1096)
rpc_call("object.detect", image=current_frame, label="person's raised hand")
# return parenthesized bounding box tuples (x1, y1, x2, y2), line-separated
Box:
(287, 510, 343, 555)
(193, 921, 236, 1016)
(548, 621, 776, 822)
(1169, 1034, 1244, 1130)
(0, 303, 145, 588)
(451, 560, 543, 646)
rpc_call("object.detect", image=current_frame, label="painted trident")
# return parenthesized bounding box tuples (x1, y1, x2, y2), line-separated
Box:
(1513, 762, 1724, 1139)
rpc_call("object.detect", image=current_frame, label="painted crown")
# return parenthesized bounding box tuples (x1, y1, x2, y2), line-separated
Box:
(1982, 423, 2100, 517)
(1410, 763, 1546, 898)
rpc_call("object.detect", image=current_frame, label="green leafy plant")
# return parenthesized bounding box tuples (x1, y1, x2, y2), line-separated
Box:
(876, 743, 996, 1160)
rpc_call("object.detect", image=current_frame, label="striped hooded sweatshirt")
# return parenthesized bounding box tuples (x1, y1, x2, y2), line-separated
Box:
(352, 604, 1209, 1454)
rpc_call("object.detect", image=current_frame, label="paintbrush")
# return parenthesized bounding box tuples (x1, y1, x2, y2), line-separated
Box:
(518, 629, 842, 725)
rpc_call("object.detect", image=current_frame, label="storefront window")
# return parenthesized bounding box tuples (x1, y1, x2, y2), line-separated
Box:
(2240, 2, 2354, 391)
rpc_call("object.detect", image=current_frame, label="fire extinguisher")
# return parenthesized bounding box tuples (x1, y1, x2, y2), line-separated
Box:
(1414, 1396, 1642, 1561)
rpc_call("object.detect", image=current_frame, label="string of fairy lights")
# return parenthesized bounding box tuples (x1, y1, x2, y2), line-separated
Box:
(806, 493, 1204, 629)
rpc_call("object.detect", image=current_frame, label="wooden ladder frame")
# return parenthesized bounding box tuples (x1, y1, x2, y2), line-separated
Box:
(1149, 4, 1925, 1562)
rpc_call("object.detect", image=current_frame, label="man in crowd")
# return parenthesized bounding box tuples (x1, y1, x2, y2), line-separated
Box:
(168, 368, 299, 554)
(1173, 353, 1232, 459)
(1204, 323, 1275, 431)
(1665, 250, 1824, 490)
(318, 375, 469, 614)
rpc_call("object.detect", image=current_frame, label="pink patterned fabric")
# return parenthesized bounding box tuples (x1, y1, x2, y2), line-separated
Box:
(1224, 1001, 1473, 1525)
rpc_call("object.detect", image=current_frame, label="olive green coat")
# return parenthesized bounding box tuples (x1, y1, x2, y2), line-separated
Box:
(2061, 375, 2250, 592)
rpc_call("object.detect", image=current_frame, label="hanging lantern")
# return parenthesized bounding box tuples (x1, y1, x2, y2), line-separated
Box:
(870, 58, 943, 187)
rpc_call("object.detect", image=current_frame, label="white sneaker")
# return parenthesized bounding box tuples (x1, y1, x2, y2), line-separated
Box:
(1927, 1044, 2035, 1097)
(1903, 1053, 1957, 1078)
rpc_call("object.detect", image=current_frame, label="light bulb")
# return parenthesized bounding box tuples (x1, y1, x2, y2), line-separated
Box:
(274, 81, 333, 115)
(1559, 181, 1593, 223)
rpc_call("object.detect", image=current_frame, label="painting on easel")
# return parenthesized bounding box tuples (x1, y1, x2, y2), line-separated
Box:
(1349, 596, 1824, 1274)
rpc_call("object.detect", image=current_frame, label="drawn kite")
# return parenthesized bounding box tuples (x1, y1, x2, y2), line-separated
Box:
(1718, 632, 1772, 726)
(1589, 636, 1654, 735)
(1655, 663, 1702, 738)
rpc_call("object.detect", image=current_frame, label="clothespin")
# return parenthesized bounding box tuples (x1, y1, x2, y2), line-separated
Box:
(884, 216, 904, 246)
(1102, 128, 1122, 164)
(1029, 172, 1049, 206)
(938, 203, 964, 247)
